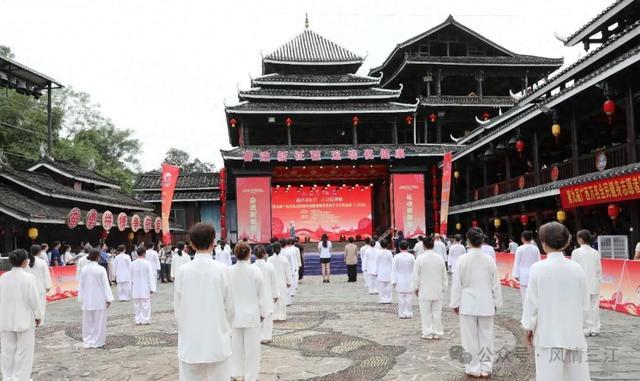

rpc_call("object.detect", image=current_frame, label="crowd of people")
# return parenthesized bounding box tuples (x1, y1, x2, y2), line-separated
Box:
(0, 220, 605, 381)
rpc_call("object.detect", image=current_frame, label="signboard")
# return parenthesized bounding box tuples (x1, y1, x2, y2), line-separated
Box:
(560, 172, 640, 209)
(243, 147, 407, 163)
(85, 209, 98, 230)
(66, 207, 81, 229)
(161, 164, 180, 244)
(391, 173, 426, 239)
(117, 212, 128, 231)
(101, 210, 114, 231)
(143, 216, 153, 233)
(439, 152, 453, 235)
(236, 177, 272, 243)
(154, 217, 162, 234)
(131, 214, 141, 232)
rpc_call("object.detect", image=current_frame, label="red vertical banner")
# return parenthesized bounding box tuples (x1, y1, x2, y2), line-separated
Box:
(236, 177, 271, 243)
(439, 152, 453, 236)
(219, 168, 227, 240)
(161, 163, 180, 244)
(391, 173, 426, 239)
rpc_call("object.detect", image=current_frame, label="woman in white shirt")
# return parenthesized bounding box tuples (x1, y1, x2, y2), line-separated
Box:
(171, 242, 191, 281)
(318, 234, 333, 283)
(26, 244, 52, 324)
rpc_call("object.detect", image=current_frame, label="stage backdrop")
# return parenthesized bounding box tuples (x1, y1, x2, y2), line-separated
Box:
(391, 173, 426, 239)
(236, 177, 272, 243)
(272, 185, 372, 241)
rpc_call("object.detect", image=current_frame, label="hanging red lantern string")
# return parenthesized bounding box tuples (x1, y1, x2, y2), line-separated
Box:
(285, 117, 293, 128)
(352, 115, 360, 126)
(229, 118, 237, 128)
(607, 204, 620, 220)
(515, 139, 525, 158)
(552, 122, 561, 144)
(520, 214, 529, 226)
(603, 99, 615, 126)
(405, 115, 414, 126)
(482, 112, 490, 121)
(471, 220, 479, 228)
(428, 113, 437, 123)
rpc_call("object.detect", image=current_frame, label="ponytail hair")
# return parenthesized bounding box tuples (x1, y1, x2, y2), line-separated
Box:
(321, 234, 329, 248)
(176, 241, 186, 256)
(28, 244, 41, 268)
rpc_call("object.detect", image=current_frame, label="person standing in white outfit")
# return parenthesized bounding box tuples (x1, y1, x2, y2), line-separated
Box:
(447, 235, 466, 273)
(512, 230, 541, 304)
(215, 240, 233, 267)
(481, 239, 496, 263)
(433, 234, 447, 265)
(317, 235, 332, 284)
(171, 242, 192, 281)
(131, 247, 157, 325)
(360, 238, 370, 289)
(365, 240, 379, 294)
(113, 245, 133, 301)
(391, 241, 415, 318)
(413, 237, 448, 339)
(412, 236, 425, 257)
(78, 249, 114, 348)
(0, 249, 42, 381)
(267, 243, 292, 321)
(450, 228, 502, 378)
(145, 242, 161, 280)
(571, 229, 602, 336)
(229, 243, 268, 381)
(280, 239, 299, 301)
(253, 246, 279, 343)
(26, 245, 52, 324)
(374, 240, 393, 304)
(523, 222, 591, 380)
(174, 223, 234, 381)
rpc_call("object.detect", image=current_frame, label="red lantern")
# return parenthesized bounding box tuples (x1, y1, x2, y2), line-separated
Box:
(352, 115, 360, 126)
(405, 115, 414, 125)
(284, 117, 293, 128)
(603, 99, 615, 125)
(520, 214, 529, 226)
(471, 220, 479, 228)
(515, 139, 525, 158)
(428, 113, 437, 123)
(229, 118, 237, 128)
(607, 204, 620, 220)
(482, 112, 490, 121)
(100, 229, 108, 240)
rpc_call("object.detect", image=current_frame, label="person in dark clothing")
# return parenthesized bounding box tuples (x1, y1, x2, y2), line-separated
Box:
(266, 237, 277, 257)
(49, 241, 62, 266)
(294, 237, 304, 280)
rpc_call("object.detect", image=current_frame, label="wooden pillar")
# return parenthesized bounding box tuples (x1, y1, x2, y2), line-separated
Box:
(570, 110, 579, 176)
(465, 162, 471, 203)
(392, 118, 398, 145)
(287, 125, 292, 146)
(476, 71, 484, 98)
(482, 163, 488, 198)
(504, 155, 511, 181)
(353, 123, 358, 147)
(436, 69, 442, 96)
(423, 118, 428, 144)
(575, 208, 583, 230)
(507, 215, 514, 240)
(626, 84, 637, 163)
(436, 120, 442, 143)
(426, 81, 431, 97)
(532, 132, 540, 185)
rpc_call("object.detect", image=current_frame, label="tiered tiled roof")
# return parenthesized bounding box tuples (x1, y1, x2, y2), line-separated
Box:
(29, 158, 120, 188)
(238, 87, 402, 101)
(133, 172, 220, 203)
(263, 29, 363, 64)
(565, 0, 636, 46)
(226, 101, 417, 114)
(252, 73, 382, 87)
(420, 95, 514, 107)
(135, 190, 220, 202)
(406, 54, 562, 67)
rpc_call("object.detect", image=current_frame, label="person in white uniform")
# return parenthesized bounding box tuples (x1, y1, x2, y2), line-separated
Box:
(375, 239, 394, 304)
(26, 245, 52, 324)
(571, 229, 602, 336)
(253, 246, 279, 343)
(215, 239, 233, 267)
(450, 228, 502, 378)
(113, 245, 133, 301)
(522, 222, 591, 381)
(0, 249, 42, 381)
(433, 234, 447, 264)
(267, 242, 292, 322)
(447, 234, 466, 273)
(171, 242, 191, 281)
(174, 223, 234, 381)
(78, 248, 113, 348)
(412, 236, 425, 257)
(75, 245, 91, 281)
(413, 237, 448, 339)
(131, 247, 157, 325)
(229, 243, 268, 381)
(512, 230, 541, 304)
(317, 235, 332, 284)
(360, 237, 371, 289)
(37, 243, 49, 266)
(145, 242, 161, 280)
(481, 238, 496, 263)
(391, 240, 415, 318)
(280, 239, 299, 300)
(291, 239, 302, 291)
(365, 240, 379, 294)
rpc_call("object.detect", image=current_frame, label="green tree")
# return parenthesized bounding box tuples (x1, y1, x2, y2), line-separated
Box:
(162, 147, 216, 172)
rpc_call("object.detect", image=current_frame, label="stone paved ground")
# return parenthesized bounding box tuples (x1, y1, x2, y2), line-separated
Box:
(20, 272, 640, 380)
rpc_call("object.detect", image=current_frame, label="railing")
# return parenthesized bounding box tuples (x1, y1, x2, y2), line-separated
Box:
(420, 95, 515, 106)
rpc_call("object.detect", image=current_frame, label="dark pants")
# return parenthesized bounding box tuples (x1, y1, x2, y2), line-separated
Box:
(160, 263, 172, 282)
(347, 264, 357, 282)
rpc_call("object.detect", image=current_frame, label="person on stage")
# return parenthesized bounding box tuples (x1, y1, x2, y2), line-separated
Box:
(113, 244, 132, 301)
(318, 234, 332, 283)
(571, 229, 602, 336)
(174, 223, 234, 381)
(131, 247, 157, 325)
(360, 237, 371, 289)
(0, 249, 42, 381)
(412, 235, 425, 257)
(253, 246, 279, 343)
(78, 248, 114, 349)
(522, 222, 591, 380)
(344, 237, 358, 283)
(413, 236, 448, 339)
(447, 235, 466, 274)
(391, 240, 415, 318)
(512, 230, 541, 304)
(26, 245, 51, 324)
(228, 242, 267, 381)
(267, 242, 292, 322)
(171, 242, 191, 281)
(450, 228, 502, 378)
(365, 239, 379, 294)
(374, 239, 393, 304)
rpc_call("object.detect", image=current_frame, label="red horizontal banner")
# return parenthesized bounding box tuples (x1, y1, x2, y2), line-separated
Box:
(560, 172, 640, 209)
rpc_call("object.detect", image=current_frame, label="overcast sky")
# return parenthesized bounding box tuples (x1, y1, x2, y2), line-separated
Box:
(1, 0, 610, 170)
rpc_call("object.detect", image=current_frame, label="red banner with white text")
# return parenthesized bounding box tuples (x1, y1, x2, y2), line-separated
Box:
(236, 177, 272, 243)
(391, 173, 426, 239)
(439, 152, 453, 236)
(161, 163, 180, 244)
(560, 171, 640, 209)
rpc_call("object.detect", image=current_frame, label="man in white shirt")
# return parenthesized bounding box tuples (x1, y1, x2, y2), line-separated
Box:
(512, 230, 541, 304)
(413, 237, 448, 339)
(267, 243, 292, 321)
(78, 248, 114, 348)
(26, 245, 52, 325)
(291, 239, 302, 291)
(481, 238, 496, 263)
(214, 240, 233, 267)
(360, 238, 371, 289)
(174, 223, 234, 381)
(113, 245, 133, 301)
(450, 228, 502, 378)
(412, 236, 425, 257)
(523, 222, 591, 380)
(131, 247, 157, 325)
(447, 235, 466, 273)
(253, 246, 279, 343)
(145, 242, 161, 280)
(0, 249, 42, 381)
(280, 239, 299, 301)
(365, 240, 379, 294)
(508, 238, 519, 254)
(229, 243, 268, 381)
(391, 241, 415, 318)
(374, 240, 393, 304)
(571, 229, 602, 336)
(433, 234, 447, 265)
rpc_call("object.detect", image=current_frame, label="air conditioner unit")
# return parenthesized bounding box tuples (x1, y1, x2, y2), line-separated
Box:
(597, 235, 628, 259)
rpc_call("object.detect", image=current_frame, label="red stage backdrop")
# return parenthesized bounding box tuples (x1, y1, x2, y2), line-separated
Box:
(236, 177, 272, 243)
(391, 173, 426, 239)
(272, 185, 372, 241)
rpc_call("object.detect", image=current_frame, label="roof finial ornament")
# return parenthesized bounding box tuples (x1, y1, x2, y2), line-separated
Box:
(305, 13, 309, 29)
